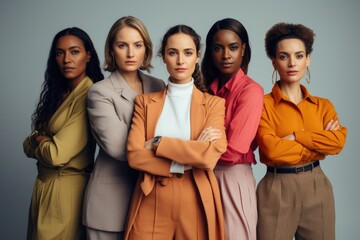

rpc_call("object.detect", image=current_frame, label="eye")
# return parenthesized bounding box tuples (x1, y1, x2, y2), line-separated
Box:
(184, 51, 193, 57)
(55, 50, 64, 56)
(213, 46, 221, 52)
(296, 54, 304, 59)
(229, 45, 239, 51)
(118, 44, 126, 49)
(71, 50, 80, 55)
(279, 54, 288, 60)
(135, 43, 143, 49)
(167, 50, 177, 56)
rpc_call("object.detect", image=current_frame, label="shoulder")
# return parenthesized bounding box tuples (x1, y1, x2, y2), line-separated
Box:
(140, 71, 166, 90)
(241, 75, 264, 93)
(88, 77, 112, 92)
(262, 92, 276, 106)
(136, 88, 166, 103)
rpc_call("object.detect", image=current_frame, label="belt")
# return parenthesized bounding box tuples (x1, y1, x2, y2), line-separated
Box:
(267, 160, 319, 174)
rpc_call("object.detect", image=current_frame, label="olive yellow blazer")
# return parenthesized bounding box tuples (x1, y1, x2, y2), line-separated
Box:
(125, 86, 227, 240)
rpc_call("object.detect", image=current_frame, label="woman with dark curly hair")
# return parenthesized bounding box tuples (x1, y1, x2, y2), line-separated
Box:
(125, 24, 227, 240)
(256, 22, 347, 240)
(23, 27, 103, 240)
(202, 18, 263, 240)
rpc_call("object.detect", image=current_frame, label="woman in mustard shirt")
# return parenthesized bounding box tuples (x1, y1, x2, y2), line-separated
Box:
(23, 27, 103, 240)
(256, 23, 347, 240)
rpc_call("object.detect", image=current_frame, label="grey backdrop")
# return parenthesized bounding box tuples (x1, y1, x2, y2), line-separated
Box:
(1, 0, 358, 239)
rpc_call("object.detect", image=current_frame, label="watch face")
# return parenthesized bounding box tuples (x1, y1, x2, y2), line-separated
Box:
(153, 136, 161, 144)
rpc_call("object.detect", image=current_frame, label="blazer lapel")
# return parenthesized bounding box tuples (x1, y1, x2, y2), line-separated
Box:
(145, 88, 167, 140)
(139, 71, 152, 94)
(48, 77, 92, 133)
(110, 70, 137, 103)
(190, 86, 206, 140)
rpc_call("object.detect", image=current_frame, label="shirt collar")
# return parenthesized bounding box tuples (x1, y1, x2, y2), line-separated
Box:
(209, 69, 245, 94)
(272, 82, 318, 105)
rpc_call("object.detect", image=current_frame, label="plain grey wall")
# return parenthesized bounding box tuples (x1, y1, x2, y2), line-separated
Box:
(1, 0, 358, 239)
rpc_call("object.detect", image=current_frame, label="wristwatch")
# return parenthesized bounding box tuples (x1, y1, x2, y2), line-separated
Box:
(152, 136, 162, 150)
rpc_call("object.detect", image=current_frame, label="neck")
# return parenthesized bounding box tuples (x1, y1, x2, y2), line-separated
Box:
(119, 70, 140, 84)
(67, 75, 85, 91)
(279, 81, 303, 104)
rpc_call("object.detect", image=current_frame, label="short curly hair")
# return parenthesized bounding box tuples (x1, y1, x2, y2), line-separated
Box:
(265, 23, 315, 59)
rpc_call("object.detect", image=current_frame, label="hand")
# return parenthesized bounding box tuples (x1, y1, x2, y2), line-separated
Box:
(325, 119, 340, 131)
(282, 133, 295, 141)
(144, 139, 152, 149)
(197, 127, 222, 142)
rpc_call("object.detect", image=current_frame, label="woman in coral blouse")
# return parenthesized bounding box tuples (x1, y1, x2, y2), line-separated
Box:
(256, 22, 347, 240)
(125, 24, 227, 240)
(201, 18, 263, 240)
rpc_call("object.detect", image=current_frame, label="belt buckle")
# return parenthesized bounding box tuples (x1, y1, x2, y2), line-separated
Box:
(295, 166, 304, 174)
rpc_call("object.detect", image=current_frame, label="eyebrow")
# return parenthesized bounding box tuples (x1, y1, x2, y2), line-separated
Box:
(278, 50, 305, 54)
(56, 46, 81, 51)
(166, 48, 195, 52)
(115, 40, 144, 44)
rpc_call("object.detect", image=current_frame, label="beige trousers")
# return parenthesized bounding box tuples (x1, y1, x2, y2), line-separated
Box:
(256, 166, 335, 240)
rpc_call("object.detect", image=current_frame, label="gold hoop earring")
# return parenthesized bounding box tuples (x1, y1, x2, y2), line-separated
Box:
(272, 69, 278, 85)
(306, 67, 311, 84)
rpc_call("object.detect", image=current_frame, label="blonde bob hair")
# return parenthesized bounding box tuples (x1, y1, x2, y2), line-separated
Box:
(103, 16, 153, 72)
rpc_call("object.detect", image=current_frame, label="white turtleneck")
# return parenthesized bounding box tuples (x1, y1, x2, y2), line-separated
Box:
(155, 79, 193, 173)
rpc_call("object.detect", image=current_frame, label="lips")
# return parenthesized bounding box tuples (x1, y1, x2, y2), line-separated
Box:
(221, 62, 232, 67)
(175, 68, 187, 72)
(125, 61, 137, 64)
(63, 67, 75, 72)
(287, 71, 298, 75)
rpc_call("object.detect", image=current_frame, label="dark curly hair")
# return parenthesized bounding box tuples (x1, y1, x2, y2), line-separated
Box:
(202, 18, 251, 90)
(265, 22, 315, 59)
(31, 27, 104, 131)
(158, 24, 207, 92)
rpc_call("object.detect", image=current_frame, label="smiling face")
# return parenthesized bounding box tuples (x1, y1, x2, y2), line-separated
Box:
(211, 29, 245, 78)
(163, 33, 199, 84)
(273, 38, 310, 84)
(55, 35, 90, 88)
(112, 26, 146, 74)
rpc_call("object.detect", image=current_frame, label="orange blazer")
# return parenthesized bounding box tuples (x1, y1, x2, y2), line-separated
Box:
(125, 85, 227, 240)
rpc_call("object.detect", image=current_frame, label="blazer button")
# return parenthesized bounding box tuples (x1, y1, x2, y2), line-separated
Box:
(176, 173, 183, 178)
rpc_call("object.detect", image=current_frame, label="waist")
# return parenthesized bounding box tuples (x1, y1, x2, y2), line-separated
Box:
(37, 167, 91, 179)
(267, 160, 320, 174)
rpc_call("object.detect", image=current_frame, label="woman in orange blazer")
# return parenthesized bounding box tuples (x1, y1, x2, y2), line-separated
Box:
(125, 25, 227, 240)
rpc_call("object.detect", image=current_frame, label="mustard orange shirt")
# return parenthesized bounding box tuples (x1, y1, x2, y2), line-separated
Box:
(256, 83, 347, 166)
(210, 69, 264, 165)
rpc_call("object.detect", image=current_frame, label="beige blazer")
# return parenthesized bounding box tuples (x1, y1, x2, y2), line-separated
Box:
(82, 70, 165, 232)
(125, 86, 227, 240)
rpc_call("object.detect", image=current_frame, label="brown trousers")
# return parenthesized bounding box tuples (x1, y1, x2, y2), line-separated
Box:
(128, 171, 207, 240)
(257, 166, 335, 240)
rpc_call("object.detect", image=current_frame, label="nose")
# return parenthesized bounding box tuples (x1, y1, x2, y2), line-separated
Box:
(177, 53, 184, 65)
(63, 52, 71, 63)
(127, 46, 134, 58)
(288, 56, 296, 67)
(222, 48, 230, 59)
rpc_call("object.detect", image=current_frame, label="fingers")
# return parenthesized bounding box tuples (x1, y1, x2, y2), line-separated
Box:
(197, 127, 222, 142)
(325, 119, 340, 131)
(144, 139, 152, 149)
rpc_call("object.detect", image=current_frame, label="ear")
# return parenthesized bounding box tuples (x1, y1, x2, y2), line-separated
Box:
(241, 43, 246, 57)
(271, 59, 276, 69)
(196, 51, 200, 63)
(86, 51, 91, 62)
(306, 54, 311, 67)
